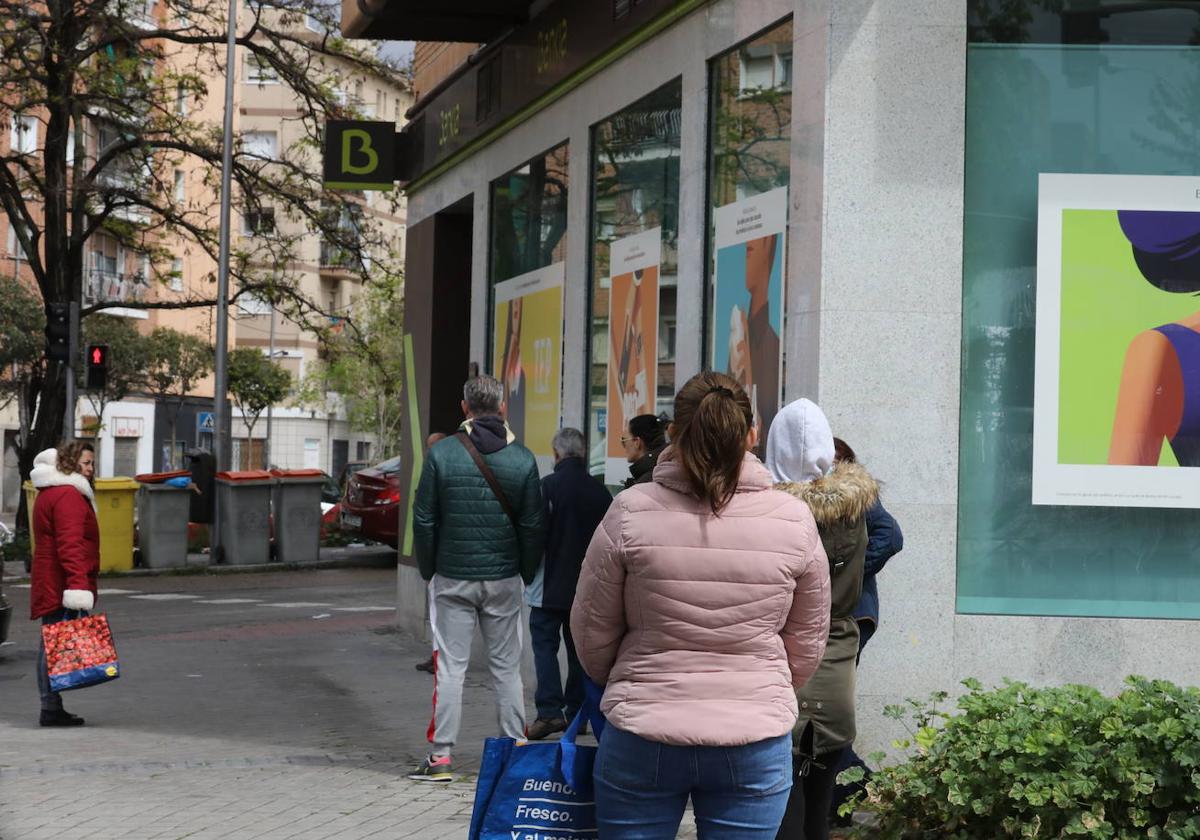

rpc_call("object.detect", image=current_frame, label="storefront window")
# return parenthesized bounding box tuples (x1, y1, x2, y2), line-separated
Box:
(708, 18, 792, 453)
(587, 81, 682, 482)
(489, 144, 569, 469)
(960, 7, 1200, 619)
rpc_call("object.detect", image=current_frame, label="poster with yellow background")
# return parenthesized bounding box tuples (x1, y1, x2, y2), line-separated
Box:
(493, 262, 564, 474)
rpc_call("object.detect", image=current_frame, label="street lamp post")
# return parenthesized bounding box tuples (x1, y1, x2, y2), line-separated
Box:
(211, 0, 238, 558)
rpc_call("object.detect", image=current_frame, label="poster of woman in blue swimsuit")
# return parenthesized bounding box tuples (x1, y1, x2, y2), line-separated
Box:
(1109, 210, 1200, 467)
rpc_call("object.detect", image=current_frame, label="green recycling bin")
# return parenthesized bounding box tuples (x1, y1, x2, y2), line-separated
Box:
(270, 469, 325, 565)
(214, 470, 273, 565)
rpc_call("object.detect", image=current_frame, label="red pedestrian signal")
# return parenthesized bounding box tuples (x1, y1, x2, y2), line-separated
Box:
(85, 344, 108, 391)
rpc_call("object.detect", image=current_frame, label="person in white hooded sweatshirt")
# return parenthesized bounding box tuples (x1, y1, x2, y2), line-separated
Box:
(766, 400, 878, 840)
(29, 442, 100, 727)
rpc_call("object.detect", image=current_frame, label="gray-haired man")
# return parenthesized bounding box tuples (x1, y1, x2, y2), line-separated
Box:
(409, 375, 545, 781)
(526, 428, 611, 740)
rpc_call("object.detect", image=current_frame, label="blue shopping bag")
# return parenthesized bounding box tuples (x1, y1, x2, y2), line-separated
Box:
(469, 681, 607, 840)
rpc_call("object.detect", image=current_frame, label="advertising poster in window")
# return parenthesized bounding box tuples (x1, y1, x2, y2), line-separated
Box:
(1033, 173, 1200, 508)
(605, 228, 661, 485)
(711, 187, 787, 451)
(492, 262, 564, 474)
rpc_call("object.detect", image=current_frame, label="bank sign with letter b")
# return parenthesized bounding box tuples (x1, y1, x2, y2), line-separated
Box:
(324, 120, 396, 191)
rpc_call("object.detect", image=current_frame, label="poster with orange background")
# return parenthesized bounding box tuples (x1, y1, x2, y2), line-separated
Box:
(605, 228, 661, 485)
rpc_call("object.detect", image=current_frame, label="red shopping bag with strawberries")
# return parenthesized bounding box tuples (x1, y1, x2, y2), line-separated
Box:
(42, 613, 121, 692)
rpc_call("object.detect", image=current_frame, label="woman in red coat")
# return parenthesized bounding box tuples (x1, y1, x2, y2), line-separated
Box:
(30, 441, 99, 726)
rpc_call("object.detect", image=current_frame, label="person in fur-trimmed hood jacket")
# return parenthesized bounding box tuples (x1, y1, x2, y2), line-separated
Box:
(30, 441, 100, 727)
(766, 399, 878, 840)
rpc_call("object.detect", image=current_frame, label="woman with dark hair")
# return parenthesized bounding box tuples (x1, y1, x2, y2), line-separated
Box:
(766, 403, 879, 840)
(572, 372, 831, 838)
(1110, 210, 1200, 466)
(619, 412, 667, 489)
(30, 441, 99, 727)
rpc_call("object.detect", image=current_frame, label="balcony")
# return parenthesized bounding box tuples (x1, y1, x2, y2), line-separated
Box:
(85, 270, 149, 313)
(319, 241, 363, 278)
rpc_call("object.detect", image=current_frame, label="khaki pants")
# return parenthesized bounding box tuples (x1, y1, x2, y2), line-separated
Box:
(428, 574, 526, 757)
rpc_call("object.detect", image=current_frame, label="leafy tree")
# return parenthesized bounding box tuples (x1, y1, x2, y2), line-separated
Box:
(0, 0, 405, 492)
(145, 327, 213, 468)
(298, 270, 404, 457)
(78, 314, 152, 469)
(227, 347, 290, 469)
(0, 275, 45, 526)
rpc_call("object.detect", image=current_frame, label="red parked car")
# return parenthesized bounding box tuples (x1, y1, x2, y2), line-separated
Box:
(340, 457, 403, 547)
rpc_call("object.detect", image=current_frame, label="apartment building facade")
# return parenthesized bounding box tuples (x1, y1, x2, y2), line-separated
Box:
(1, 1, 411, 509)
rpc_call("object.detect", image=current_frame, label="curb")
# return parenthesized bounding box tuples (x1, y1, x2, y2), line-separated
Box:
(3, 546, 396, 584)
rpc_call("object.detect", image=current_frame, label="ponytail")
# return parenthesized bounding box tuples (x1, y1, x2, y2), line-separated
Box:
(671, 372, 753, 514)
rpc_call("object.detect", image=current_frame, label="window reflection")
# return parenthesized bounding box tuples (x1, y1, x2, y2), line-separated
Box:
(588, 80, 682, 478)
(490, 143, 569, 284)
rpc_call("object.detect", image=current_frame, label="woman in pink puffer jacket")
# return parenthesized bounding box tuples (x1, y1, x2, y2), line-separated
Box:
(571, 371, 831, 839)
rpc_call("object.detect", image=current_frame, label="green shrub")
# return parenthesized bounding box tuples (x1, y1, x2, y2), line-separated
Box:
(846, 677, 1200, 839)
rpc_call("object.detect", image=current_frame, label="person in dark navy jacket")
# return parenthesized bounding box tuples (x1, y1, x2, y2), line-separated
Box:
(526, 427, 612, 740)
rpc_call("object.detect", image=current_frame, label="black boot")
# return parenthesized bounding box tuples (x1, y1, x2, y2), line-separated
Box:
(40, 709, 85, 727)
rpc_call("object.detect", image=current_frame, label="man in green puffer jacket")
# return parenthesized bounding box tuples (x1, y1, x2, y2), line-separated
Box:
(408, 374, 546, 782)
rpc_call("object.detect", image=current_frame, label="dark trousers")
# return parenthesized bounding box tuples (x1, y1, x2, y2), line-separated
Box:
(777, 744, 846, 839)
(529, 606, 583, 721)
(830, 619, 879, 821)
(36, 609, 69, 712)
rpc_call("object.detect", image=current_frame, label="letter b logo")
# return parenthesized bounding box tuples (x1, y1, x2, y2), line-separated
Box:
(341, 129, 378, 175)
(324, 120, 396, 191)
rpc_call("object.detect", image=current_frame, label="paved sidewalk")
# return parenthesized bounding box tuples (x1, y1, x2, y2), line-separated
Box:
(0, 569, 700, 839)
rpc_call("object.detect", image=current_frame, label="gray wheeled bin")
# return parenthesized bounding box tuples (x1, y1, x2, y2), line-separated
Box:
(137, 481, 192, 568)
(214, 470, 273, 565)
(270, 469, 325, 565)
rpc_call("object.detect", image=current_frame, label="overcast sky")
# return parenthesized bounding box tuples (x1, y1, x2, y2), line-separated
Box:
(377, 40, 415, 69)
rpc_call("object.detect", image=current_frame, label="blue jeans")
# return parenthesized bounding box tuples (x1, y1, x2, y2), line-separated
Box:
(529, 606, 583, 720)
(595, 725, 792, 838)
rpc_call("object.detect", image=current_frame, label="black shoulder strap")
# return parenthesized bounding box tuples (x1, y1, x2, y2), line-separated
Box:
(455, 431, 519, 529)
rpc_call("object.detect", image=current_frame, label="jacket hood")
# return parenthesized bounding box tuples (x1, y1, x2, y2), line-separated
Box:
(765, 398, 835, 484)
(652, 447, 774, 496)
(30, 447, 96, 507)
(461, 415, 515, 455)
(775, 461, 879, 526)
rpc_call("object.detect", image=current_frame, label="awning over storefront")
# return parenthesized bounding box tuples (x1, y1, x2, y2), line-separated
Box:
(340, 0, 530, 41)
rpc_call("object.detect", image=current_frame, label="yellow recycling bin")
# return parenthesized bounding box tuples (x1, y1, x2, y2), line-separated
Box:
(94, 477, 139, 572)
(23, 481, 37, 551)
(22, 477, 138, 571)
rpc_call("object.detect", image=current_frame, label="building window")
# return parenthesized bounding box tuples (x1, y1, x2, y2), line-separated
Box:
(10, 114, 37, 154)
(170, 257, 184, 292)
(304, 11, 322, 32)
(587, 80, 682, 482)
(245, 53, 278, 84)
(6, 221, 30, 260)
(355, 440, 371, 461)
(242, 206, 275, 236)
(734, 41, 792, 94)
(707, 18, 792, 457)
(175, 84, 187, 116)
(236, 293, 272, 316)
(959, 7, 1200, 620)
(174, 169, 185, 202)
(241, 130, 277, 160)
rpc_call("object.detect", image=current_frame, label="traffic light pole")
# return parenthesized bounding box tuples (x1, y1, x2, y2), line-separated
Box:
(63, 301, 78, 441)
(211, 0, 238, 560)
